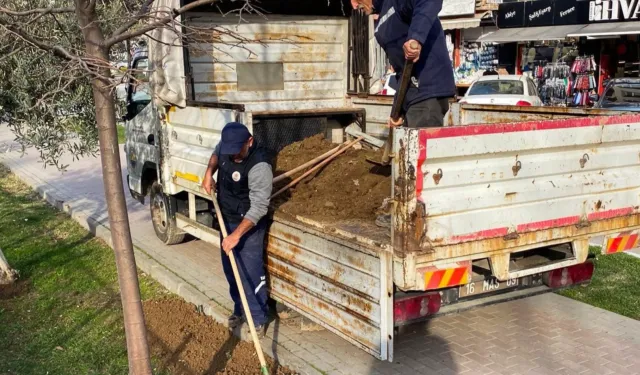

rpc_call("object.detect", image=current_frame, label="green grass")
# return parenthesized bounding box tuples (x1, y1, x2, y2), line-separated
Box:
(559, 247, 640, 320)
(0, 164, 168, 374)
(117, 124, 125, 144)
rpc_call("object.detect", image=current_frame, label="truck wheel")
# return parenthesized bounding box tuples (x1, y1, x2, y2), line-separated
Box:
(149, 182, 185, 245)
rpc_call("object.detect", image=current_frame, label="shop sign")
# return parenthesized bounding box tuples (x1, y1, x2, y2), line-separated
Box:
(497, 1, 526, 28)
(526, 0, 554, 26)
(554, 2, 579, 25)
(588, 0, 640, 22)
(439, 0, 475, 17)
(498, 0, 640, 28)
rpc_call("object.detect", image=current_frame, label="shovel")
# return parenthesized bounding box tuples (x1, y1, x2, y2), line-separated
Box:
(211, 193, 270, 375)
(368, 41, 417, 166)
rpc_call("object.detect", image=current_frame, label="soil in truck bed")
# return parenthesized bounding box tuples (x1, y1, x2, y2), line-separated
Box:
(272, 135, 391, 224)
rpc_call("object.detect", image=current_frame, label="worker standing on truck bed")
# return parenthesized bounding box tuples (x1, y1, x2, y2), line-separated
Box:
(201, 122, 272, 337)
(352, 0, 455, 228)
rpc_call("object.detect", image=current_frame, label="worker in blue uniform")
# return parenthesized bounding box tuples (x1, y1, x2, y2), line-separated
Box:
(352, 0, 456, 227)
(202, 122, 272, 337)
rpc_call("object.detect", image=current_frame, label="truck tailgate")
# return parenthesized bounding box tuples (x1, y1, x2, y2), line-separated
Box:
(393, 114, 640, 286)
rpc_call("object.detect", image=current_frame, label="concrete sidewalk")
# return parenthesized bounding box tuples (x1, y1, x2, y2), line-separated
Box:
(2, 125, 640, 375)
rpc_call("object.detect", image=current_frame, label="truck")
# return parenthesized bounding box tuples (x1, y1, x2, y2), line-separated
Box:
(123, 3, 640, 362)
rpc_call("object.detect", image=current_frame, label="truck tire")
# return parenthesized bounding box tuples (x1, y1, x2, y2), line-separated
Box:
(149, 181, 185, 245)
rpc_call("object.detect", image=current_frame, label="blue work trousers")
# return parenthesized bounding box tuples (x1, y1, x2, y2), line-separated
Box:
(221, 220, 269, 326)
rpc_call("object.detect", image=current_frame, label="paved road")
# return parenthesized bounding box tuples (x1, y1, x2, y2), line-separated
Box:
(2, 125, 640, 375)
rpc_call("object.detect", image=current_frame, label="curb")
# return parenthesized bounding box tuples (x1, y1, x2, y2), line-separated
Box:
(1, 162, 322, 375)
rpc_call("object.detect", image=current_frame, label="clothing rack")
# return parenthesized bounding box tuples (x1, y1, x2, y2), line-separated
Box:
(535, 62, 571, 106)
(569, 55, 597, 107)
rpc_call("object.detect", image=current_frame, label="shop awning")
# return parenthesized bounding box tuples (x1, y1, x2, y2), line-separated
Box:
(567, 22, 640, 38)
(479, 25, 587, 43)
(441, 11, 491, 31)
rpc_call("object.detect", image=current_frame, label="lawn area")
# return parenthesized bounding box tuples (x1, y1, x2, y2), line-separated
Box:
(0, 164, 296, 375)
(117, 124, 125, 144)
(0, 164, 167, 374)
(559, 248, 640, 321)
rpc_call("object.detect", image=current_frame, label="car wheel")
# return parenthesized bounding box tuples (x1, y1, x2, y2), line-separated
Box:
(149, 181, 185, 245)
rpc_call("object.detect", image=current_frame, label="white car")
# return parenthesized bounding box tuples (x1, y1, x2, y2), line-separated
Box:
(380, 73, 397, 96)
(460, 75, 542, 106)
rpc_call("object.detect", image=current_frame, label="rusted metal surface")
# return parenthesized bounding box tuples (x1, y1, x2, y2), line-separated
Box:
(446, 103, 628, 126)
(393, 113, 640, 290)
(185, 14, 348, 112)
(266, 218, 394, 360)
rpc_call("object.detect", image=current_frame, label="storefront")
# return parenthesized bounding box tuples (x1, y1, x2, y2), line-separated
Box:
(365, 0, 497, 96)
(480, 0, 640, 107)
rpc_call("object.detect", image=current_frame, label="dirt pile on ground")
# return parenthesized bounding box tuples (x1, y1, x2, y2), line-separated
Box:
(144, 298, 297, 375)
(272, 134, 391, 223)
(0, 280, 28, 300)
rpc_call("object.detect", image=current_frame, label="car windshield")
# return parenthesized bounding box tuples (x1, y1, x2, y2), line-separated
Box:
(601, 83, 640, 106)
(468, 80, 524, 96)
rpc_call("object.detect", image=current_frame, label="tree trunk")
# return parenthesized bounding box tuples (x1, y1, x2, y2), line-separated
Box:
(74, 1, 152, 374)
(0, 247, 17, 285)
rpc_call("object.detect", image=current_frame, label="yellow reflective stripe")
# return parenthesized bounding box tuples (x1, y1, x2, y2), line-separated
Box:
(439, 268, 455, 289)
(175, 171, 200, 183)
(618, 236, 630, 253)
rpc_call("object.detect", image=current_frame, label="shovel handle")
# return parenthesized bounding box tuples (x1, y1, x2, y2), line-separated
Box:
(382, 42, 418, 164)
(211, 194, 269, 372)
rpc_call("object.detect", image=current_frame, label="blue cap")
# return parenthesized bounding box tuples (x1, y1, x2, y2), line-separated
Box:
(219, 122, 251, 155)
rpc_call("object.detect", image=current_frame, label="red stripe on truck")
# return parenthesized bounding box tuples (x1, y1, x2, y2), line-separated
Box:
(448, 227, 509, 243)
(419, 113, 640, 140)
(516, 216, 581, 232)
(588, 207, 635, 221)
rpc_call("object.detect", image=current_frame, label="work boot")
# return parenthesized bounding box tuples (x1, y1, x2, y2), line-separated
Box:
(375, 214, 391, 229)
(228, 314, 244, 329)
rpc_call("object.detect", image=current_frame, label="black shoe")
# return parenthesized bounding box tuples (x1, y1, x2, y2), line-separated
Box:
(228, 314, 244, 329)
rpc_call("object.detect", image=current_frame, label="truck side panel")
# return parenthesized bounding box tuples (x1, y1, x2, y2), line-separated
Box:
(162, 106, 244, 196)
(267, 219, 393, 361)
(185, 14, 348, 112)
(393, 114, 640, 288)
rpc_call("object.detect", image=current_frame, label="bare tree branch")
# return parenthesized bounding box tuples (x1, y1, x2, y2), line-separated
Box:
(104, 0, 223, 47)
(108, 0, 154, 40)
(0, 6, 75, 16)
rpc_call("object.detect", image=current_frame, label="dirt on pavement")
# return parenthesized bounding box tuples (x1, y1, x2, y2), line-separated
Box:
(272, 135, 391, 223)
(144, 298, 297, 375)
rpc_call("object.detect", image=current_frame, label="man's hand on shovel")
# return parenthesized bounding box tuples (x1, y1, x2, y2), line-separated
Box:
(221, 233, 239, 255)
(387, 117, 404, 128)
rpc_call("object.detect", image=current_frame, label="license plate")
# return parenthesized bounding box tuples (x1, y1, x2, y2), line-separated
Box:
(459, 277, 520, 298)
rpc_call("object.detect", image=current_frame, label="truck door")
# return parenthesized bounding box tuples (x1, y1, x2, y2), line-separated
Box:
(123, 54, 159, 201)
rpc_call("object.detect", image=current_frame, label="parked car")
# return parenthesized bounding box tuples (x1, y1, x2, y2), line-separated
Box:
(460, 75, 543, 106)
(379, 73, 397, 96)
(594, 78, 640, 112)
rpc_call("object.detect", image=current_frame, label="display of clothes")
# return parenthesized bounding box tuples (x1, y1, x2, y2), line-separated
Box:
(454, 42, 499, 85)
(535, 63, 571, 106)
(570, 55, 597, 107)
(539, 78, 569, 106)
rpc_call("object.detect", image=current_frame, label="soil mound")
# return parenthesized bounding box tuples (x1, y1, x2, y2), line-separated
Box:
(144, 298, 297, 375)
(272, 135, 391, 223)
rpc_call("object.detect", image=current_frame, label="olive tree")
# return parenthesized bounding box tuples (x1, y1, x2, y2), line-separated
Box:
(0, 247, 18, 285)
(0, 1, 255, 373)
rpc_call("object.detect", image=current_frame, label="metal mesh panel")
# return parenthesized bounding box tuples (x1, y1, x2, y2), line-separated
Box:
(253, 117, 328, 160)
